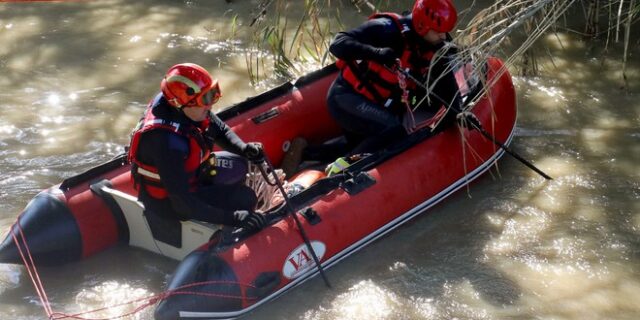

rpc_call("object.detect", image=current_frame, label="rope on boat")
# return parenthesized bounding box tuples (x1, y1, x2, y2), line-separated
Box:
(47, 280, 261, 320)
(245, 163, 286, 212)
(11, 221, 54, 317)
(10, 219, 260, 320)
(396, 62, 417, 134)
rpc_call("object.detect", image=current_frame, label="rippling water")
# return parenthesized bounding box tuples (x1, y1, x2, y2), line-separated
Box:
(1, 1, 639, 319)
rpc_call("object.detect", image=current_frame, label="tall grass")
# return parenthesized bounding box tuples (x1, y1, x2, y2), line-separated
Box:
(245, 0, 349, 86)
(245, 0, 638, 88)
(572, 0, 638, 87)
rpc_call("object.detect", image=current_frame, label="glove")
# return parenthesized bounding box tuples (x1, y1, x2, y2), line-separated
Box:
(243, 142, 265, 163)
(233, 210, 266, 231)
(456, 111, 481, 130)
(372, 47, 398, 67)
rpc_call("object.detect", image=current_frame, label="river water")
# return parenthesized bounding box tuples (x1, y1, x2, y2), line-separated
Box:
(1, 0, 639, 319)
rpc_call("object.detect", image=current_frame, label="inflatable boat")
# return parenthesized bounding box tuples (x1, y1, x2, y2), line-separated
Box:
(0, 57, 516, 319)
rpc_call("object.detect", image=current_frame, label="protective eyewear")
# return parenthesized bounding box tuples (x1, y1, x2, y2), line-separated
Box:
(199, 82, 221, 107)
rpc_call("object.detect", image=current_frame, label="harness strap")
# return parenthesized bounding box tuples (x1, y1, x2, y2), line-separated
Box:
(345, 60, 389, 104)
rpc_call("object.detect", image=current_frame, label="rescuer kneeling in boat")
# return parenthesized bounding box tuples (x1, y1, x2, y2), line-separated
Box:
(127, 63, 266, 232)
(322, 0, 480, 175)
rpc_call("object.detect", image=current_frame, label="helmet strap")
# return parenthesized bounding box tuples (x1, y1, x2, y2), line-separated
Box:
(168, 97, 183, 109)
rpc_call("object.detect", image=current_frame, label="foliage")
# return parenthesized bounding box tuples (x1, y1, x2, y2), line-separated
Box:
(245, 0, 638, 89)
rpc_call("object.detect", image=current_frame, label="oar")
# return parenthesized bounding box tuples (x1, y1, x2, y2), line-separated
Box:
(467, 121, 553, 180)
(258, 156, 332, 288)
(388, 65, 553, 180)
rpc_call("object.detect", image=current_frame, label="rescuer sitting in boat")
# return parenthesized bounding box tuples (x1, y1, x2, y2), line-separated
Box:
(127, 63, 266, 232)
(321, 0, 480, 175)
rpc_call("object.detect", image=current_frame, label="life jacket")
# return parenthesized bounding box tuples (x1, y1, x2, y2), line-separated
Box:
(127, 94, 213, 199)
(336, 13, 437, 108)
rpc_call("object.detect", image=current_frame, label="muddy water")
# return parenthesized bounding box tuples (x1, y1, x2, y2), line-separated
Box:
(1, 1, 639, 319)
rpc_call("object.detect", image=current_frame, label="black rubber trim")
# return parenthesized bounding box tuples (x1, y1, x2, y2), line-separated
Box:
(60, 154, 128, 191)
(300, 207, 322, 225)
(154, 252, 242, 320)
(251, 107, 280, 124)
(217, 64, 338, 121)
(342, 172, 377, 195)
(247, 271, 281, 300)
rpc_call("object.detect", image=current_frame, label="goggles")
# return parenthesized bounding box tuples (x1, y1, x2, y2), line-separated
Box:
(185, 81, 221, 108)
(199, 82, 221, 107)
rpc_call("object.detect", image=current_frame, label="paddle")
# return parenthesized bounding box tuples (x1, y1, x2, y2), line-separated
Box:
(466, 121, 553, 180)
(388, 65, 553, 180)
(257, 156, 332, 288)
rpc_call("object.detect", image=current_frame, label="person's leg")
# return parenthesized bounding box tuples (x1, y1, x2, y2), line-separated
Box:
(327, 79, 405, 155)
(350, 125, 407, 155)
(195, 151, 258, 217)
(195, 183, 258, 212)
(302, 136, 353, 162)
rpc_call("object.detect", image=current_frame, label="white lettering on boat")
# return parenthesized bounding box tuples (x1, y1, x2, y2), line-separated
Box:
(282, 241, 326, 279)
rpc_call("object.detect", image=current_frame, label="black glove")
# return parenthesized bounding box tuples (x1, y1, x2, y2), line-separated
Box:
(372, 47, 398, 67)
(456, 111, 481, 130)
(233, 210, 266, 231)
(243, 142, 264, 163)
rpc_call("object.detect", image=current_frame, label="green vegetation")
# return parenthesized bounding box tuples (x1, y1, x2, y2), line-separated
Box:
(245, 0, 638, 89)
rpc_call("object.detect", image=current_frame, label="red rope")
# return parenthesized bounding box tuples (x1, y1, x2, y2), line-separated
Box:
(48, 280, 260, 320)
(11, 221, 54, 317)
(396, 64, 416, 133)
(9, 225, 260, 320)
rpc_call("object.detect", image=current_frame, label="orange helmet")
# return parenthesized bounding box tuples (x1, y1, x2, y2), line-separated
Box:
(412, 0, 457, 36)
(160, 63, 221, 108)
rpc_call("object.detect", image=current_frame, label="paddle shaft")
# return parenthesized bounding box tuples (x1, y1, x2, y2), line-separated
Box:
(470, 122, 553, 180)
(389, 65, 553, 180)
(260, 157, 332, 288)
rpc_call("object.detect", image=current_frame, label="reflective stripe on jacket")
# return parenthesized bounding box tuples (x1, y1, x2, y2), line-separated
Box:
(127, 95, 212, 199)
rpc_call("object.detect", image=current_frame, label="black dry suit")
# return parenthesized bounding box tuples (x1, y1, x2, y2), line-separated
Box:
(326, 12, 463, 155)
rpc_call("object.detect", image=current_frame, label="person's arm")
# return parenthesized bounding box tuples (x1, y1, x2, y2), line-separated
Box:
(206, 112, 247, 155)
(144, 130, 236, 225)
(431, 52, 462, 108)
(428, 50, 466, 132)
(329, 18, 402, 63)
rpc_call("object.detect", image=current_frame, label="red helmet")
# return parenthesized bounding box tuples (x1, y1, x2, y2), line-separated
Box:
(412, 0, 457, 36)
(160, 63, 221, 108)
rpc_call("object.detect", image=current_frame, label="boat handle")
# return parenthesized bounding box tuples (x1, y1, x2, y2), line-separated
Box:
(252, 107, 280, 124)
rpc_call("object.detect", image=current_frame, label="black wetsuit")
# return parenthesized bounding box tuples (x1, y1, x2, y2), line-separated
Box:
(135, 95, 256, 225)
(325, 14, 462, 156)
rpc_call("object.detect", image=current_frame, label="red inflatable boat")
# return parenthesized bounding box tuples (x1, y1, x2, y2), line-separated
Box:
(0, 57, 516, 319)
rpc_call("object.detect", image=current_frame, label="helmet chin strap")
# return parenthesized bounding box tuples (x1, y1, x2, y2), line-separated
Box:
(169, 97, 183, 109)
